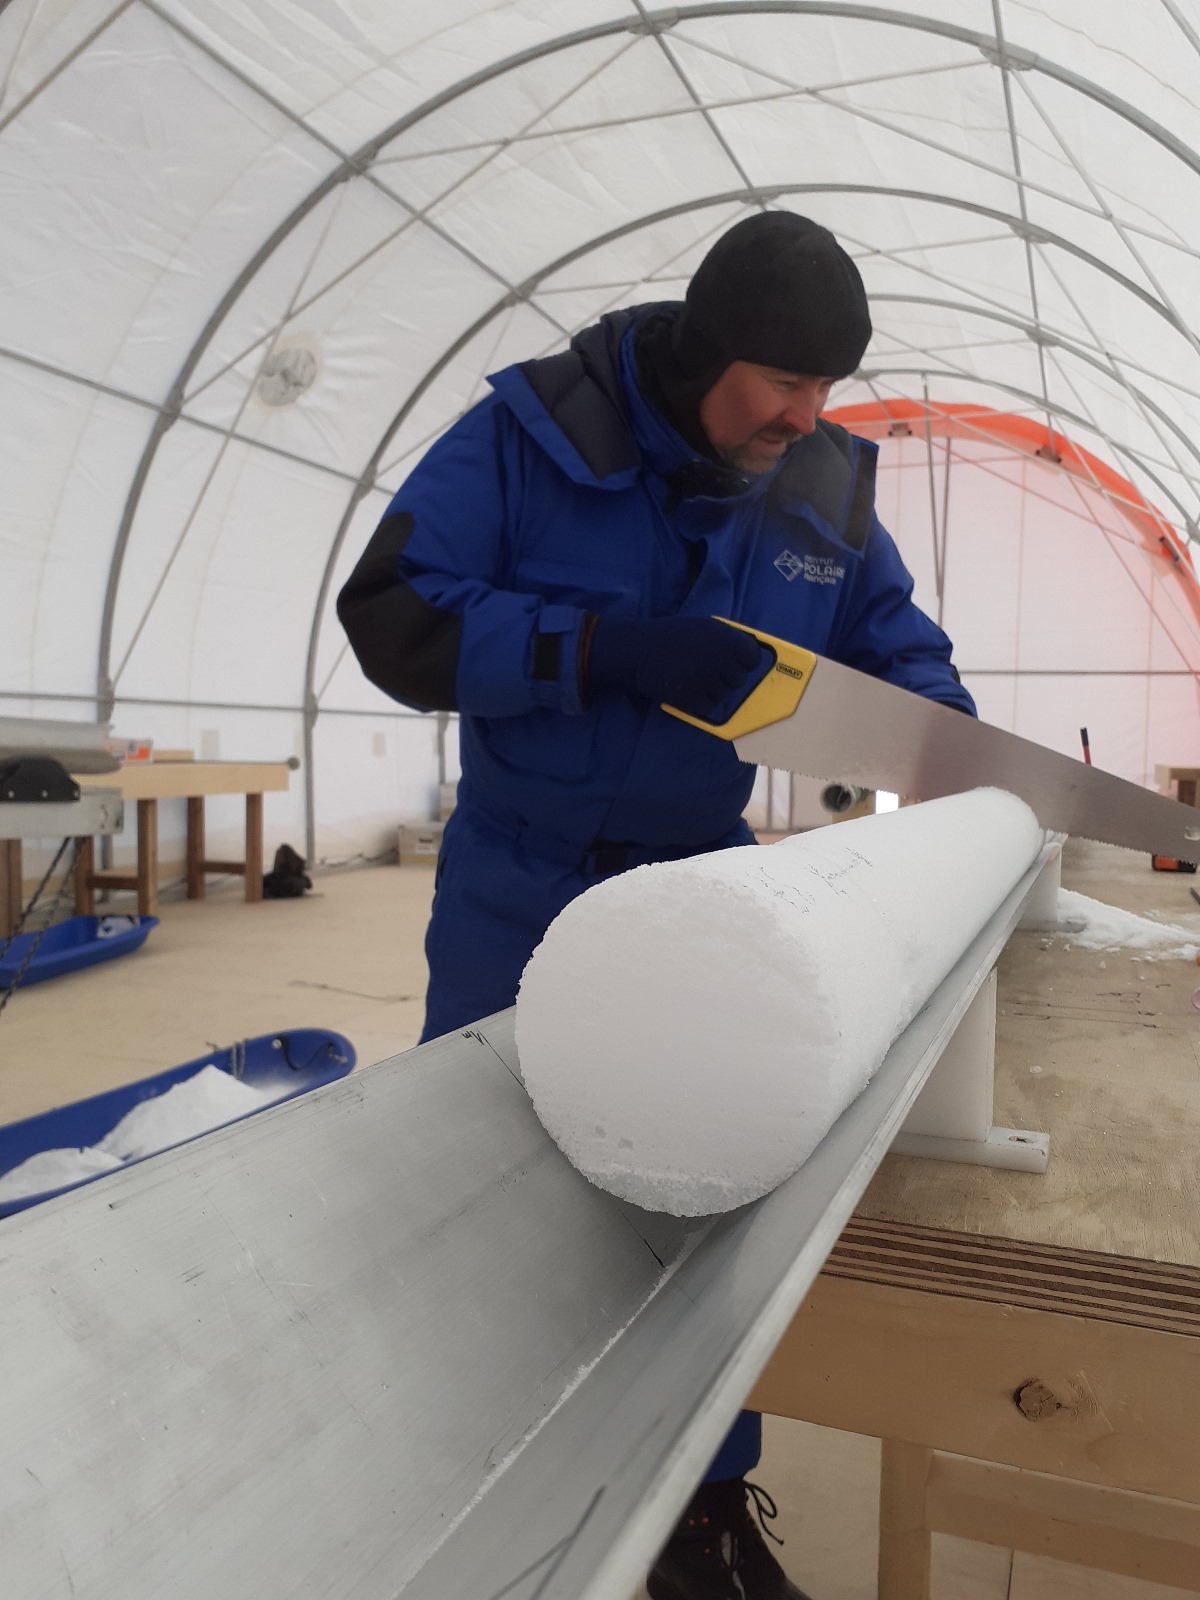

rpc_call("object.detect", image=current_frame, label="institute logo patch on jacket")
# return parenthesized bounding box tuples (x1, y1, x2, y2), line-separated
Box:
(774, 549, 846, 586)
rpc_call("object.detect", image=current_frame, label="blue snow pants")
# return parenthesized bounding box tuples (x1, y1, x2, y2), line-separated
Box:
(420, 796, 763, 1483)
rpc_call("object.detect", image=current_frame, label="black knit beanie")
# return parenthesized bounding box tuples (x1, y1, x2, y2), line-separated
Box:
(681, 211, 871, 379)
(639, 212, 872, 455)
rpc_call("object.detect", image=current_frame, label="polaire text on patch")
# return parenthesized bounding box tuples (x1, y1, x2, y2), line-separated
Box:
(774, 550, 845, 585)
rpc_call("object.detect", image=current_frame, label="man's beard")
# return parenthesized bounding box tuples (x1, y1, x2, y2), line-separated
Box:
(717, 430, 800, 476)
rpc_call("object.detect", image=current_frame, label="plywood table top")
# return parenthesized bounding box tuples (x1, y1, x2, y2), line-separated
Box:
(76, 760, 290, 801)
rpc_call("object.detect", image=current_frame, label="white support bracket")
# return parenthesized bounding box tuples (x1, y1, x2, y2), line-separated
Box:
(891, 844, 1061, 1174)
(1013, 840, 1063, 932)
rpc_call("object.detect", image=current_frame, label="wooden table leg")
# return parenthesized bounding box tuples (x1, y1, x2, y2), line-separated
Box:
(1, 840, 23, 938)
(879, 1440, 933, 1600)
(74, 837, 96, 915)
(245, 793, 263, 903)
(136, 798, 159, 917)
(186, 796, 206, 899)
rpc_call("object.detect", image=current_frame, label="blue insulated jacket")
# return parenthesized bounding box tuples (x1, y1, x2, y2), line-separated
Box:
(338, 306, 975, 852)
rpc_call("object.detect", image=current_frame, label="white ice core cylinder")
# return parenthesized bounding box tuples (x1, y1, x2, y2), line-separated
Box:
(515, 789, 1043, 1216)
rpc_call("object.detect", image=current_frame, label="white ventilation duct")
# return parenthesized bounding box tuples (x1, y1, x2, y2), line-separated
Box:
(3, 1, 1198, 865)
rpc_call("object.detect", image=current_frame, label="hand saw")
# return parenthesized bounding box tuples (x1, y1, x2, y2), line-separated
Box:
(664, 619, 1200, 859)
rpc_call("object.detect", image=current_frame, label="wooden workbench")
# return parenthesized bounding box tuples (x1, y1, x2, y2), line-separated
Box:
(1157, 765, 1200, 808)
(749, 838, 1200, 1594)
(73, 760, 290, 917)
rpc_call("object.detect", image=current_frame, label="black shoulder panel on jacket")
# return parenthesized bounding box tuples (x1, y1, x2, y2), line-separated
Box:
(774, 419, 875, 553)
(517, 306, 644, 481)
(336, 511, 462, 712)
(842, 438, 877, 554)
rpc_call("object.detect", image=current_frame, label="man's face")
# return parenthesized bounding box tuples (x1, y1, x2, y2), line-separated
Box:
(698, 361, 836, 475)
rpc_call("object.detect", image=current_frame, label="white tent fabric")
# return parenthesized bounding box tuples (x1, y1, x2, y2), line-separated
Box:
(873, 434, 1200, 779)
(3, 0, 1199, 868)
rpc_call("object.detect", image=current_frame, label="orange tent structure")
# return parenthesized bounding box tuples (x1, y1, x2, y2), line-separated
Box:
(829, 400, 1200, 786)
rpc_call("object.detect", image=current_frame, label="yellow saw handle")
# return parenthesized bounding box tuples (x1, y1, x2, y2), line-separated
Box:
(662, 618, 818, 740)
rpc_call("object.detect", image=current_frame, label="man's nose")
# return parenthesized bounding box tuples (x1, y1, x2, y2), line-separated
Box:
(780, 391, 821, 435)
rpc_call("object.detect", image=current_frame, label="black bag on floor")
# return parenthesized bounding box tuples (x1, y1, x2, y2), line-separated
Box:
(263, 843, 312, 899)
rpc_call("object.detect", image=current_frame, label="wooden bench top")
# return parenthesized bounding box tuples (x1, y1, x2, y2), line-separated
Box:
(76, 761, 290, 801)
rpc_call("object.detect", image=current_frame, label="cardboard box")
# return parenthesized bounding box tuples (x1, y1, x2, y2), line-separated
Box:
(107, 736, 154, 764)
(398, 820, 445, 866)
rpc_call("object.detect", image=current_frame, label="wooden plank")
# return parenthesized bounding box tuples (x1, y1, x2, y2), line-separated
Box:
(74, 836, 95, 915)
(748, 1275, 1200, 1504)
(203, 860, 248, 876)
(136, 798, 158, 917)
(823, 1218, 1200, 1338)
(925, 1452, 1200, 1591)
(186, 796, 205, 900)
(86, 872, 139, 891)
(879, 1441, 932, 1600)
(77, 762, 289, 801)
(244, 793, 263, 903)
(1155, 765, 1200, 796)
(0, 839, 22, 938)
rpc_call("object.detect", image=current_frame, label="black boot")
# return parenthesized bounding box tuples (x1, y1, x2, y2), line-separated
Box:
(646, 1477, 813, 1600)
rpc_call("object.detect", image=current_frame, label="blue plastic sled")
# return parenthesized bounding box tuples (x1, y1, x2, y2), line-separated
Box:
(0, 1028, 356, 1219)
(0, 913, 158, 989)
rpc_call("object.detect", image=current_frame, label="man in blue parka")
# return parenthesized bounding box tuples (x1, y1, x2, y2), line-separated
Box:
(339, 213, 974, 1600)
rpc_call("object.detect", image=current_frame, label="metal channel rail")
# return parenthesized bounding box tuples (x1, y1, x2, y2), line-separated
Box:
(0, 839, 1062, 1600)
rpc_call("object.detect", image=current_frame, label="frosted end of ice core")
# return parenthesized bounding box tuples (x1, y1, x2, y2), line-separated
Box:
(515, 789, 1042, 1217)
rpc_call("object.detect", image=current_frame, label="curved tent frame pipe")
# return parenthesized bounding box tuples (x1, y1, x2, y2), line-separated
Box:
(867, 296, 1200, 499)
(5, 3, 1193, 857)
(96, 3, 1200, 711)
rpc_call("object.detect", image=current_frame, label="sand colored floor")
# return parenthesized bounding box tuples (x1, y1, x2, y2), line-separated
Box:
(0, 864, 434, 1126)
(2, 844, 1196, 1599)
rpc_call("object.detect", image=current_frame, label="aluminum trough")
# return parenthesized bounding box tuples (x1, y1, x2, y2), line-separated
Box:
(0, 840, 1060, 1600)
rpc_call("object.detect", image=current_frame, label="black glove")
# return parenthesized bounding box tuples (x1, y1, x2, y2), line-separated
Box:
(586, 615, 766, 721)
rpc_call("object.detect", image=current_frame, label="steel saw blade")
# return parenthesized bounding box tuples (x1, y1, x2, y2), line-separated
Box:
(730, 653, 1200, 860)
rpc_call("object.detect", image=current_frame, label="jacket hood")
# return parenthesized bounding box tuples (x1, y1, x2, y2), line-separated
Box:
(487, 304, 673, 489)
